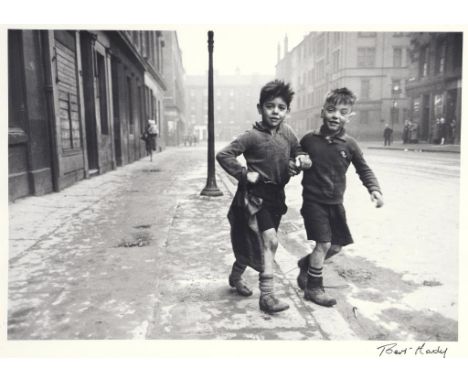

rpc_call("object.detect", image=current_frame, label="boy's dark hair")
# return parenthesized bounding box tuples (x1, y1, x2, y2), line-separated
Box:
(259, 80, 295, 108)
(324, 87, 357, 106)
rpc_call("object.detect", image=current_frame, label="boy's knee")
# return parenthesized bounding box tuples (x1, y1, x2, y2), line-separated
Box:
(329, 244, 342, 255)
(315, 242, 332, 253)
(262, 229, 278, 251)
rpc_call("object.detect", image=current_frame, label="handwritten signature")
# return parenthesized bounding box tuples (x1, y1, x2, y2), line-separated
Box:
(376, 342, 448, 358)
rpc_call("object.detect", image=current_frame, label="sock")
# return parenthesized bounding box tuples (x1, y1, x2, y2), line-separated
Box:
(229, 261, 246, 284)
(259, 274, 274, 298)
(307, 266, 323, 279)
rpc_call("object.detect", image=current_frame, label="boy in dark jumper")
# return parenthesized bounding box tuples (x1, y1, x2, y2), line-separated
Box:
(216, 80, 311, 314)
(297, 88, 384, 307)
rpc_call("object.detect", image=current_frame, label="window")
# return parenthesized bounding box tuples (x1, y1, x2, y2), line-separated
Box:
(357, 47, 376, 67)
(361, 79, 370, 99)
(435, 41, 446, 74)
(419, 45, 429, 77)
(434, 93, 444, 117)
(392, 79, 401, 95)
(393, 47, 402, 67)
(360, 110, 369, 124)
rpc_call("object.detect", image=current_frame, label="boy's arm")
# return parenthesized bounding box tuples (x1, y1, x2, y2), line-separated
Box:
(350, 140, 382, 197)
(288, 129, 311, 172)
(216, 133, 252, 181)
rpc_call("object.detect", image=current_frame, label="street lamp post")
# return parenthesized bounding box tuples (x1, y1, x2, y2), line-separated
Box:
(201, 31, 223, 197)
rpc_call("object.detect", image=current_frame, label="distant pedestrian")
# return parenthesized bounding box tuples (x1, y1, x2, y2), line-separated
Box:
(383, 123, 393, 146)
(216, 80, 311, 314)
(402, 120, 410, 144)
(409, 123, 418, 143)
(296, 88, 384, 307)
(439, 117, 447, 145)
(141, 120, 158, 161)
(449, 118, 457, 144)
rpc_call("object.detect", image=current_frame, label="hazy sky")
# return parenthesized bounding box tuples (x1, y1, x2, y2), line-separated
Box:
(176, 26, 311, 76)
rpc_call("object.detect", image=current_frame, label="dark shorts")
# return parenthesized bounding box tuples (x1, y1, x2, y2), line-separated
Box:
(250, 183, 286, 232)
(301, 202, 353, 246)
(256, 205, 283, 232)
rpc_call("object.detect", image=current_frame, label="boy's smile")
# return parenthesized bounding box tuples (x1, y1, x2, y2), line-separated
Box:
(257, 97, 289, 129)
(322, 102, 353, 131)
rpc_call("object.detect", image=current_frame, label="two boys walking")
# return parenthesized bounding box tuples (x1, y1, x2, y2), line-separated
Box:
(216, 80, 384, 314)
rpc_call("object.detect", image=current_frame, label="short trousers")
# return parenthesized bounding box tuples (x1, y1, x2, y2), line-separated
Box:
(256, 204, 283, 232)
(301, 201, 353, 246)
(249, 183, 286, 233)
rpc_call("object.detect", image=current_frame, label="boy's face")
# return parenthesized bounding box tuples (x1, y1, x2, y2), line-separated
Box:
(257, 97, 289, 129)
(321, 102, 353, 131)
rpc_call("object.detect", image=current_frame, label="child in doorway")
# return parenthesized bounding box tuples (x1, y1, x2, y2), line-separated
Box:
(297, 88, 384, 307)
(216, 80, 311, 314)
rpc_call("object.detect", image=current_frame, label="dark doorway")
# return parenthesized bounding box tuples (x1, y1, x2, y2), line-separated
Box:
(111, 59, 122, 166)
(79, 32, 99, 174)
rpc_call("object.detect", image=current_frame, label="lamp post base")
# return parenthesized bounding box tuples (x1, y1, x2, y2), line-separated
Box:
(200, 185, 223, 197)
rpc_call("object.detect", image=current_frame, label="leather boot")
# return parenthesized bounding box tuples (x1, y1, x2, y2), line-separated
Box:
(259, 294, 289, 314)
(229, 275, 253, 297)
(259, 274, 289, 314)
(297, 254, 311, 290)
(304, 276, 337, 307)
(229, 261, 252, 297)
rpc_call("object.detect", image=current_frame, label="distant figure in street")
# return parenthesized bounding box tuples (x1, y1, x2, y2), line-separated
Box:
(439, 117, 447, 145)
(449, 118, 457, 144)
(402, 120, 411, 144)
(383, 123, 393, 146)
(216, 80, 311, 314)
(409, 122, 418, 143)
(296, 88, 384, 307)
(141, 120, 158, 161)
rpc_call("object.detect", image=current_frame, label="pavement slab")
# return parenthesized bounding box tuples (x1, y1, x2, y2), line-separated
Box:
(8, 147, 330, 341)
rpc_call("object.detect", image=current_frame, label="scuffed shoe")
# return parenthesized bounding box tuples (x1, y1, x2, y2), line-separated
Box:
(304, 276, 336, 307)
(259, 294, 290, 314)
(297, 254, 310, 290)
(229, 276, 253, 297)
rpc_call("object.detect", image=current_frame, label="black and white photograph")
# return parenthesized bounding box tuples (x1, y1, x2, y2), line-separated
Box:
(4, 26, 462, 342)
(2, 0, 468, 377)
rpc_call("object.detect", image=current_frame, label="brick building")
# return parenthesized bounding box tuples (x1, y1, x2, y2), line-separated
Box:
(405, 32, 463, 144)
(161, 31, 187, 147)
(276, 32, 413, 140)
(8, 29, 184, 201)
(185, 71, 272, 142)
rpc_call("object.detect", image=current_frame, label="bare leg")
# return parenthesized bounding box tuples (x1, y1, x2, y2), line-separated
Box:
(325, 244, 342, 260)
(258, 228, 289, 314)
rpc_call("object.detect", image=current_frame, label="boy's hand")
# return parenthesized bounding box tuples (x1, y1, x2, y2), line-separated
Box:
(296, 154, 312, 170)
(246, 171, 260, 184)
(288, 160, 300, 176)
(371, 191, 384, 208)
